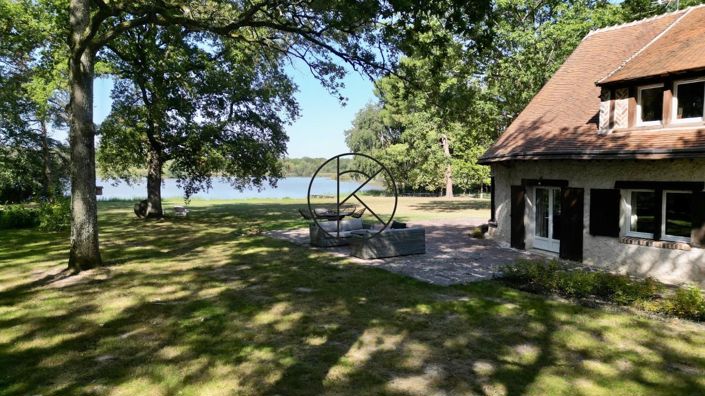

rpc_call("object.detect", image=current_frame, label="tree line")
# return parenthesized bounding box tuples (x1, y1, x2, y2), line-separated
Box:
(280, 157, 355, 177)
(0, 0, 700, 271)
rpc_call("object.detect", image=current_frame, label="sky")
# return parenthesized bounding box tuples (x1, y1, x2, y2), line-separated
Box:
(87, 62, 376, 159)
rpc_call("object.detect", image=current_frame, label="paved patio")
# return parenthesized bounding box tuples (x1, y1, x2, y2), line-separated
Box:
(267, 219, 544, 286)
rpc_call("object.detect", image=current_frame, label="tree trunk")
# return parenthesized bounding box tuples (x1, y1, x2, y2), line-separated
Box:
(40, 120, 53, 200)
(441, 135, 453, 199)
(68, 0, 102, 271)
(145, 148, 163, 218)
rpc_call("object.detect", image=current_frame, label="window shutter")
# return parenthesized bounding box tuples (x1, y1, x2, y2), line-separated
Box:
(589, 189, 620, 237)
(560, 188, 584, 262)
(614, 88, 629, 129)
(598, 89, 611, 133)
(510, 186, 526, 250)
(691, 192, 705, 248)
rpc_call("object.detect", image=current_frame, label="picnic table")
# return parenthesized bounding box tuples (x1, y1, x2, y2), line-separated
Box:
(313, 207, 355, 221)
(299, 204, 364, 221)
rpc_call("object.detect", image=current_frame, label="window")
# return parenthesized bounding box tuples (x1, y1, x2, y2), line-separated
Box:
(626, 190, 657, 238)
(534, 187, 561, 253)
(625, 189, 693, 242)
(663, 191, 693, 242)
(637, 84, 663, 126)
(673, 79, 705, 123)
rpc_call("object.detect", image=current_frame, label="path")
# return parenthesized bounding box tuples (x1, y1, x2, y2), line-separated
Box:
(267, 219, 544, 286)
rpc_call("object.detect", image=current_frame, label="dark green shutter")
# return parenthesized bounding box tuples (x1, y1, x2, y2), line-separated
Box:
(560, 188, 584, 262)
(510, 186, 525, 250)
(589, 189, 621, 237)
(490, 177, 496, 222)
(691, 192, 705, 248)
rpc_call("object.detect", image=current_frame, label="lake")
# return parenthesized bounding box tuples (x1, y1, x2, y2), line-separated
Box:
(97, 177, 381, 200)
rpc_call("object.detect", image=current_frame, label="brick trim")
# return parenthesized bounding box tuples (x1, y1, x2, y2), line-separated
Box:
(620, 236, 691, 251)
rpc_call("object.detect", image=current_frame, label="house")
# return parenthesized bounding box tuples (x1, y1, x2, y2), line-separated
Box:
(479, 5, 705, 285)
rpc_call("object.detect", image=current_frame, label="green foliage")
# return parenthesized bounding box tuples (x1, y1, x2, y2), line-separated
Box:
(0, 199, 69, 231)
(281, 157, 354, 177)
(345, 103, 399, 154)
(502, 260, 705, 322)
(98, 24, 298, 198)
(485, 0, 624, 127)
(500, 260, 663, 304)
(470, 226, 485, 239)
(0, 145, 69, 203)
(0, 0, 70, 202)
(37, 198, 70, 231)
(0, 205, 39, 229)
(501, 259, 563, 293)
(659, 285, 705, 321)
(346, 42, 493, 194)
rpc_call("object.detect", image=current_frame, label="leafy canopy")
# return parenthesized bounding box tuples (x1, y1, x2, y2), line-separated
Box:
(97, 24, 298, 197)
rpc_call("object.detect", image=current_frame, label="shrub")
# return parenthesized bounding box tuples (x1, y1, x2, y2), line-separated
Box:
(590, 272, 662, 304)
(500, 259, 562, 293)
(660, 285, 705, 321)
(558, 270, 598, 298)
(499, 260, 662, 304)
(500, 260, 705, 322)
(37, 199, 71, 232)
(0, 205, 39, 229)
(470, 227, 485, 239)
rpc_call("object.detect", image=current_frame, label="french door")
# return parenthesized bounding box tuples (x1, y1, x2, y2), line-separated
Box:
(534, 187, 561, 253)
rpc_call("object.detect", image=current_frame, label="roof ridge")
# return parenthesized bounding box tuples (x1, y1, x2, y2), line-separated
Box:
(584, 4, 703, 38)
(595, 6, 695, 85)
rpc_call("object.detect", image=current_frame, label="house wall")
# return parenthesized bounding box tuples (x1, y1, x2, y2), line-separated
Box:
(490, 159, 705, 286)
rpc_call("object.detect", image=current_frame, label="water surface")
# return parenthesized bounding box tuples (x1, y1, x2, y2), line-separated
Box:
(97, 177, 380, 200)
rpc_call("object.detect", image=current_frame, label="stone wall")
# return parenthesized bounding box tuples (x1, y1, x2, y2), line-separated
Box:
(490, 159, 705, 285)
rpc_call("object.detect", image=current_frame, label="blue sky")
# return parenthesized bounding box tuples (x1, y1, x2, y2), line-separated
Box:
(88, 62, 376, 159)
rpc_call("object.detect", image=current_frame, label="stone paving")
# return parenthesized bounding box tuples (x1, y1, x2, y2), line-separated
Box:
(267, 219, 545, 286)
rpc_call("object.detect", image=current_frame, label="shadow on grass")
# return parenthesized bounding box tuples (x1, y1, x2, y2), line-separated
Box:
(1, 201, 705, 395)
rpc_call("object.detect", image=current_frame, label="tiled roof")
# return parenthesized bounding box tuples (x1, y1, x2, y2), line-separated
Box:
(480, 6, 705, 164)
(599, 6, 705, 85)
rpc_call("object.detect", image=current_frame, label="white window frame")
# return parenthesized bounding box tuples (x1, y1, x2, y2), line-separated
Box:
(625, 189, 657, 239)
(671, 77, 705, 124)
(636, 84, 664, 127)
(533, 186, 561, 253)
(661, 190, 693, 243)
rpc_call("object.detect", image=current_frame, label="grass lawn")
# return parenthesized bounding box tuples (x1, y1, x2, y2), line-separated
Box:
(2, 197, 705, 395)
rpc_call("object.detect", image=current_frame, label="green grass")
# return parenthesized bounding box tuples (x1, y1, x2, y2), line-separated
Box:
(2, 198, 705, 395)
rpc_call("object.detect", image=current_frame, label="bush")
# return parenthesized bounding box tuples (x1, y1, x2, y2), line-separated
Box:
(660, 285, 705, 321)
(558, 270, 599, 298)
(500, 260, 662, 304)
(501, 260, 705, 322)
(470, 227, 485, 239)
(500, 259, 562, 293)
(37, 199, 71, 231)
(0, 205, 39, 229)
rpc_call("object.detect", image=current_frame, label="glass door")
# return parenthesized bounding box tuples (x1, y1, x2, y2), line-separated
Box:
(534, 187, 561, 253)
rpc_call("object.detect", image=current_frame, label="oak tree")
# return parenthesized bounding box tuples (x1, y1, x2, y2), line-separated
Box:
(98, 24, 297, 217)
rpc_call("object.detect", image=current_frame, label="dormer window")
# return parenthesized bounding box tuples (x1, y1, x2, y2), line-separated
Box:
(637, 84, 663, 126)
(673, 78, 705, 123)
